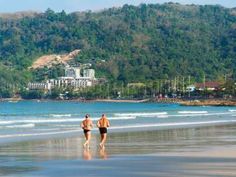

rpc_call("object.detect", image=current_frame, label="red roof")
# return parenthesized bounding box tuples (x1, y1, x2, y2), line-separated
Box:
(195, 82, 222, 89)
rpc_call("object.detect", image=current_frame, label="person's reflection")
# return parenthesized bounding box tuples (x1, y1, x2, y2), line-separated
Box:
(99, 148, 108, 160)
(83, 149, 92, 160)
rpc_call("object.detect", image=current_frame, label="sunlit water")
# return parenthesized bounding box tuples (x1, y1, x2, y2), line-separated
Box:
(1, 100, 236, 177)
(0, 100, 236, 143)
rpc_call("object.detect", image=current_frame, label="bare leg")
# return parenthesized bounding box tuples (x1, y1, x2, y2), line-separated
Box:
(83, 133, 88, 148)
(100, 133, 107, 149)
(99, 134, 104, 148)
(84, 132, 91, 148)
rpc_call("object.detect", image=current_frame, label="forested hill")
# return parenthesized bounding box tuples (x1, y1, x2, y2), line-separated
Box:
(1, 3, 236, 90)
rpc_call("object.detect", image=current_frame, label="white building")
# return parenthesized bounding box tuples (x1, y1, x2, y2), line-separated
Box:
(186, 85, 195, 92)
(83, 69, 95, 78)
(27, 82, 52, 90)
(28, 66, 97, 91)
(48, 77, 94, 89)
(65, 67, 81, 78)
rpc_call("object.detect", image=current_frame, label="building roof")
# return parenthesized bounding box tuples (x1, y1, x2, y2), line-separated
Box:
(195, 81, 222, 89)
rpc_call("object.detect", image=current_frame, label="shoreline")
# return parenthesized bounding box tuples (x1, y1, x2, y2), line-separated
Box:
(1, 125, 236, 177)
(179, 99, 236, 106)
(1, 97, 236, 106)
(92, 98, 150, 103)
(0, 98, 151, 103)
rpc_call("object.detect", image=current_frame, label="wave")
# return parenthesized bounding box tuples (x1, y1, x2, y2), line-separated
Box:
(0, 116, 136, 125)
(108, 116, 136, 120)
(111, 120, 236, 130)
(165, 112, 232, 118)
(50, 114, 72, 117)
(5, 124, 35, 128)
(157, 115, 169, 118)
(0, 121, 14, 125)
(0, 129, 81, 138)
(0, 113, 74, 118)
(0, 118, 84, 124)
(114, 112, 168, 117)
(1, 120, 236, 139)
(178, 111, 208, 114)
(229, 110, 236, 112)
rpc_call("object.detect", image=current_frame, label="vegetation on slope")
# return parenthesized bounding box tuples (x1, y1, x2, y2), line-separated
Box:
(0, 3, 236, 97)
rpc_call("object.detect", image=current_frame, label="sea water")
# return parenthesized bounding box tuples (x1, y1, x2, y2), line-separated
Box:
(0, 100, 236, 143)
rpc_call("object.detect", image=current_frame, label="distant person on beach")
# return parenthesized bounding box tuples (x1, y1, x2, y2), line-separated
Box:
(97, 114, 110, 149)
(81, 114, 93, 148)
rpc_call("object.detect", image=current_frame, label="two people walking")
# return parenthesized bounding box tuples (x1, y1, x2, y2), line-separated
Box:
(81, 114, 110, 149)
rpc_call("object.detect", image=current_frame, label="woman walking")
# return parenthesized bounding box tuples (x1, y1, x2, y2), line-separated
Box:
(81, 114, 93, 148)
(97, 114, 110, 149)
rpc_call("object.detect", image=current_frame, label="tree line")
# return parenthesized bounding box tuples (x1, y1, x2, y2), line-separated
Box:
(0, 3, 236, 98)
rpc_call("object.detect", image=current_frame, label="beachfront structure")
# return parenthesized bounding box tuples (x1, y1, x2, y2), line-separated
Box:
(195, 81, 222, 91)
(83, 69, 95, 79)
(27, 82, 52, 90)
(186, 85, 195, 92)
(28, 67, 97, 91)
(48, 77, 94, 88)
(65, 67, 81, 78)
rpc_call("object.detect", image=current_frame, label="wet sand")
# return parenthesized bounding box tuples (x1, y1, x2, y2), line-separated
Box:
(0, 124, 236, 177)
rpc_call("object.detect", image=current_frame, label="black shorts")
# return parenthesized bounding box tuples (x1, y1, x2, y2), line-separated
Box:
(99, 127, 107, 134)
(83, 129, 91, 134)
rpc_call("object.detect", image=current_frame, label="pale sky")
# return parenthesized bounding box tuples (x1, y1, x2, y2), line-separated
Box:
(0, 0, 235, 13)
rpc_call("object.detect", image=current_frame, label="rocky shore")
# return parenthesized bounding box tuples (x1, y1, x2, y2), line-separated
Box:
(179, 99, 236, 106)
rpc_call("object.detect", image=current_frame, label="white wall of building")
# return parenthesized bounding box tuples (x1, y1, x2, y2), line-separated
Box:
(28, 66, 97, 90)
(65, 67, 81, 78)
(83, 69, 95, 78)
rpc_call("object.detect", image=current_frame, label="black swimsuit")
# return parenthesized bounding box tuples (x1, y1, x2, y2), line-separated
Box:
(99, 127, 107, 134)
(83, 129, 90, 134)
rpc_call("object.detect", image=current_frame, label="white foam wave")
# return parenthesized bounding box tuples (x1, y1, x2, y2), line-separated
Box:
(5, 124, 35, 128)
(229, 110, 236, 112)
(157, 115, 169, 118)
(0, 129, 81, 138)
(1, 120, 236, 139)
(114, 112, 167, 117)
(85, 116, 136, 121)
(0, 116, 136, 125)
(174, 112, 231, 117)
(0, 118, 84, 124)
(178, 111, 208, 114)
(0, 121, 14, 125)
(110, 120, 236, 130)
(50, 114, 72, 117)
(108, 116, 136, 120)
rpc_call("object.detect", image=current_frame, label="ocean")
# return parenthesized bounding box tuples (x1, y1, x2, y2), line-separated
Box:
(0, 100, 236, 143)
(1, 100, 236, 177)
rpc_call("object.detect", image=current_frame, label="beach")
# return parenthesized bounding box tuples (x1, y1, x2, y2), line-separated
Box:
(1, 101, 236, 176)
(1, 124, 236, 177)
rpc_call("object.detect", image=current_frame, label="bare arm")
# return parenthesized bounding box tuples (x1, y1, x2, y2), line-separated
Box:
(97, 121, 100, 128)
(80, 122, 84, 129)
(107, 120, 110, 127)
(90, 120, 93, 128)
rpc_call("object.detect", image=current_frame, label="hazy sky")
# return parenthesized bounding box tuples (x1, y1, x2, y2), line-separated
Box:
(0, 0, 235, 13)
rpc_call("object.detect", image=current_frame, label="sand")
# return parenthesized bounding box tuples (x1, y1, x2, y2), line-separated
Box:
(0, 124, 236, 177)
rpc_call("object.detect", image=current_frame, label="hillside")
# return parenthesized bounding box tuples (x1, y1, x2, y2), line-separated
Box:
(0, 3, 236, 97)
(0, 11, 38, 19)
(31, 49, 80, 69)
